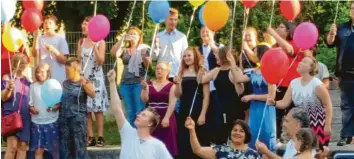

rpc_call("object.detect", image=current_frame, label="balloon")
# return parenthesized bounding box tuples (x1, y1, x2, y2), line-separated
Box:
(1, 0, 17, 23)
(241, 0, 259, 9)
(23, 0, 44, 11)
(293, 22, 318, 50)
(41, 79, 63, 107)
(2, 28, 24, 52)
(260, 48, 290, 84)
(189, 0, 205, 8)
(21, 8, 43, 33)
(88, 14, 111, 42)
(148, 0, 170, 24)
(280, 0, 301, 20)
(203, 1, 229, 32)
(198, 5, 205, 26)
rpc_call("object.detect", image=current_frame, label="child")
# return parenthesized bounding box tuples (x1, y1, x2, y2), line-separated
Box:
(1, 53, 31, 159)
(59, 57, 95, 158)
(29, 63, 60, 159)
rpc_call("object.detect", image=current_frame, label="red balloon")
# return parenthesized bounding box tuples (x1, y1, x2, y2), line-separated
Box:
(23, 0, 44, 11)
(241, 0, 259, 9)
(21, 8, 43, 33)
(260, 48, 290, 84)
(280, 0, 301, 20)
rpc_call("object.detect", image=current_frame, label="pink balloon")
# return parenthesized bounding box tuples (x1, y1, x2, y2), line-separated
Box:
(88, 15, 110, 42)
(293, 22, 318, 50)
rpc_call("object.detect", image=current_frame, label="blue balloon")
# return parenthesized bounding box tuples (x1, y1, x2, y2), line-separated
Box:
(41, 79, 63, 107)
(148, 0, 170, 24)
(198, 5, 205, 26)
(1, 0, 17, 23)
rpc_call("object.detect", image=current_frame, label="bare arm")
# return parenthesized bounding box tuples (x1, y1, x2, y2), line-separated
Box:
(243, 42, 258, 63)
(1, 75, 13, 101)
(200, 83, 210, 122)
(165, 85, 177, 120)
(326, 24, 337, 46)
(141, 81, 149, 103)
(174, 76, 183, 98)
(250, 94, 268, 102)
(32, 33, 39, 57)
(108, 70, 127, 129)
(190, 128, 216, 159)
(110, 39, 124, 58)
(322, 78, 330, 90)
(229, 69, 245, 95)
(81, 80, 96, 98)
(316, 84, 333, 129)
(275, 87, 293, 109)
(77, 41, 82, 59)
(199, 68, 218, 84)
(267, 27, 294, 56)
(94, 41, 106, 65)
(232, 66, 250, 83)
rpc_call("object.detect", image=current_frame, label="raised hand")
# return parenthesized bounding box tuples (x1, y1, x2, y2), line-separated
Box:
(107, 70, 116, 83)
(185, 117, 196, 130)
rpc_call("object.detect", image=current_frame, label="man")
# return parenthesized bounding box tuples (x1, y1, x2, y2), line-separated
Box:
(326, 1, 354, 146)
(32, 15, 69, 83)
(256, 108, 329, 159)
(153, 8, 188, 81)
(107, 70, 173, 159)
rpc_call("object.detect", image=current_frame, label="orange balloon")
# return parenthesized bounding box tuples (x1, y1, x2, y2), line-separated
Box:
(203, 1, 229, 32)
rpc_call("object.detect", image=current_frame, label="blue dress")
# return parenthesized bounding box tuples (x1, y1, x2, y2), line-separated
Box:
(246, 70, 276, 152)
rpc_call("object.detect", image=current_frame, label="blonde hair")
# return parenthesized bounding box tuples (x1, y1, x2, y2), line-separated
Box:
(179, 47, 204, 77)
(246, 27, 259, 44)
(169, 8, 179, 16)
(11, 53, 28, 73)
(157, 61, 171, 79)
(34, 63, 52, 82)
(307, 56, 319, 76)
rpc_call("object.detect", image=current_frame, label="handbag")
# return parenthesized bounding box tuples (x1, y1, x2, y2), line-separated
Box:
(1, 81, 25, 136)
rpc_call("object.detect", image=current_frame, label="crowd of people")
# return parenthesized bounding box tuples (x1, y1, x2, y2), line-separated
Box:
(1, 2, 354, 159)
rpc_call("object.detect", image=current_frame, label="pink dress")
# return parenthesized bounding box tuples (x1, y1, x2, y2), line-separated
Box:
(147, 81, 178, 156)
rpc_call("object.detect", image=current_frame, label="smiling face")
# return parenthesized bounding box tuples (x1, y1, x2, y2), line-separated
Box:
(183, 50, 195, 66)
(35, 65, 50, 82)
(245, 28, 258, 48)
(230, 124, 246, 145)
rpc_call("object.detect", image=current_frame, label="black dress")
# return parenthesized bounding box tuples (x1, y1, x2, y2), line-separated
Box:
(214, 69, 245, 141)
(177, 77, 208, 159)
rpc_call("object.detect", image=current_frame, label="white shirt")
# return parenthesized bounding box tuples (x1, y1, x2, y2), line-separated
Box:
(315, 62, 330, 81)
(38, 34, 69, 83)
(29, 82, 59, 124)
(283, 139, 316, 159)
(119, 122, 173, 159)
(153, 29, 188, 78)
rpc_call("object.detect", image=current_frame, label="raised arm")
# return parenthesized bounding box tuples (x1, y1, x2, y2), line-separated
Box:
(316, 84, 333, 136)
(242, 41, 258, 64)
(256, 141, 282, 159)
(110, 37, 125, 58)
(227, 51, 245, 95)
(271, 87, 293, 109)
(107, 70, 127, 129)
(185, 117, 217, 159)
(198, 68, 217, 84)
(267, 27, 294, 56)
(326, 24, 337, 47)
(93, 41, 106, 65)
(1, 75, 14, 101)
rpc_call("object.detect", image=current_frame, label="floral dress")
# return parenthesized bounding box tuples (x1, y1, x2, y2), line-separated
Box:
(212, 144, 261, 159)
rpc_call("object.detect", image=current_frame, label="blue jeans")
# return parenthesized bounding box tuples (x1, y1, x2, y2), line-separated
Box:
(119, 83, 145, 127)
(339, 79, 354, 137)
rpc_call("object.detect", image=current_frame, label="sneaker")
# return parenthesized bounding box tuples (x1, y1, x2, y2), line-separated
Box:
(337, 137, 351, 146)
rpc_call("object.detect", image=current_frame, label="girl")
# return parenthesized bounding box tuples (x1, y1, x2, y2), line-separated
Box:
(141, 62, 178, 157)
(241, 26, 259, 70)
(174, 47, 210, 158)
(29, 63, 60, 159)
(110, 26, 151, 127)
(269, 56, 333, 150)
(2, 53, 31, 159)
(293, 128, 318, 159)
(233, 43, 277, 152)
(77, 16, 109, 147)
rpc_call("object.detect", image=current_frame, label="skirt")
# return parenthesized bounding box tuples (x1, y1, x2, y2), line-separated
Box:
(29, 122, 60, 159)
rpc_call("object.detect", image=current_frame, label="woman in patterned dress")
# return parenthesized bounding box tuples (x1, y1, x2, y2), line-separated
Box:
(77, 16, 109, 147)
(268, 56, 333, 150)
(141, 62, 178, 157)
(185, 118, 260, 159)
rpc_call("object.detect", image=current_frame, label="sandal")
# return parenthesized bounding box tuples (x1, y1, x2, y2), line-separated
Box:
(96, 136, 105, 147)
(87, 137, 96, 147)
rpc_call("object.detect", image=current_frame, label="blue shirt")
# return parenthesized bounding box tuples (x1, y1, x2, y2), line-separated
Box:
(60, 80, 87, 117)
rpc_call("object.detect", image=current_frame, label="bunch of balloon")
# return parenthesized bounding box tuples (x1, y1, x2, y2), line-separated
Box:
(21, 0, 44, 33)
(186, 0, 205, 38)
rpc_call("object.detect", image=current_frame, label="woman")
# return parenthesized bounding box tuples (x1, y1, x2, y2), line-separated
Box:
(267, 21, 303, 139)
(241, 27, 259, 70)
(294, 128, 318, 159)
(233, 43, 276, 152)
(174, 47, 210, 158)
(77, 16, 109, 147)
(141, 62, 178, 157)
(2, 53, 31, 159)
(198, 46, 246, 143)
(110, 26, 151, 127)
(185, 118, 260, 159)
(268, 56, 333, 150)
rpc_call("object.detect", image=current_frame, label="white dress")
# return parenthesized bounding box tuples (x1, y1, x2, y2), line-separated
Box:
(81, 38, 109, 112)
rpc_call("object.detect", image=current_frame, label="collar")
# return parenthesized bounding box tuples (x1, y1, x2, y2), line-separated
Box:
(164, 29, 177, 35)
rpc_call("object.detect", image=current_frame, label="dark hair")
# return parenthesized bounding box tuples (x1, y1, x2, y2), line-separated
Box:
(295, 128, 318, 153)
(44, 15, 58, 24)
(289, 107, 310, 128)
(281, 21, 296, 41)
(145, 107, 161, 132)
(231, 120, 252, 144)
(65, 57, 81, 67)
(218, 46, 238, 65)
(255, 44, 270, 61)
(83, 16, 92, 23)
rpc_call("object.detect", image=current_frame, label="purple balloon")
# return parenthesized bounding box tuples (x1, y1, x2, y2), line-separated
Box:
(88, 15, 110, 42)
(293, 22, 318, 50)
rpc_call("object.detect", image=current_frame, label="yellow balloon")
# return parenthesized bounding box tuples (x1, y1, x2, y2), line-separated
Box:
(2, 27, 24, 52)
(189, 0, 205, 8)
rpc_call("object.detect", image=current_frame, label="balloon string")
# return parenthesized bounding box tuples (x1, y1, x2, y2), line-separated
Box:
(144, 24, 160, 81)
(77, 49, 95, 112)
(94, 0, 98, 16)
(8, 52, 13, 79)
(186, 7, 197, 39)
(269, 0, 276, 27)
(12, 60, 21, 107)
(334, 0, 340, 24)
(228, 0, 238, 49)
(188, 82, 200, 116)
(240, 8, 252, 69)
(256, 52, 300, 141)
(141, 0, 146, 42)
(112, 0, 137, 69)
